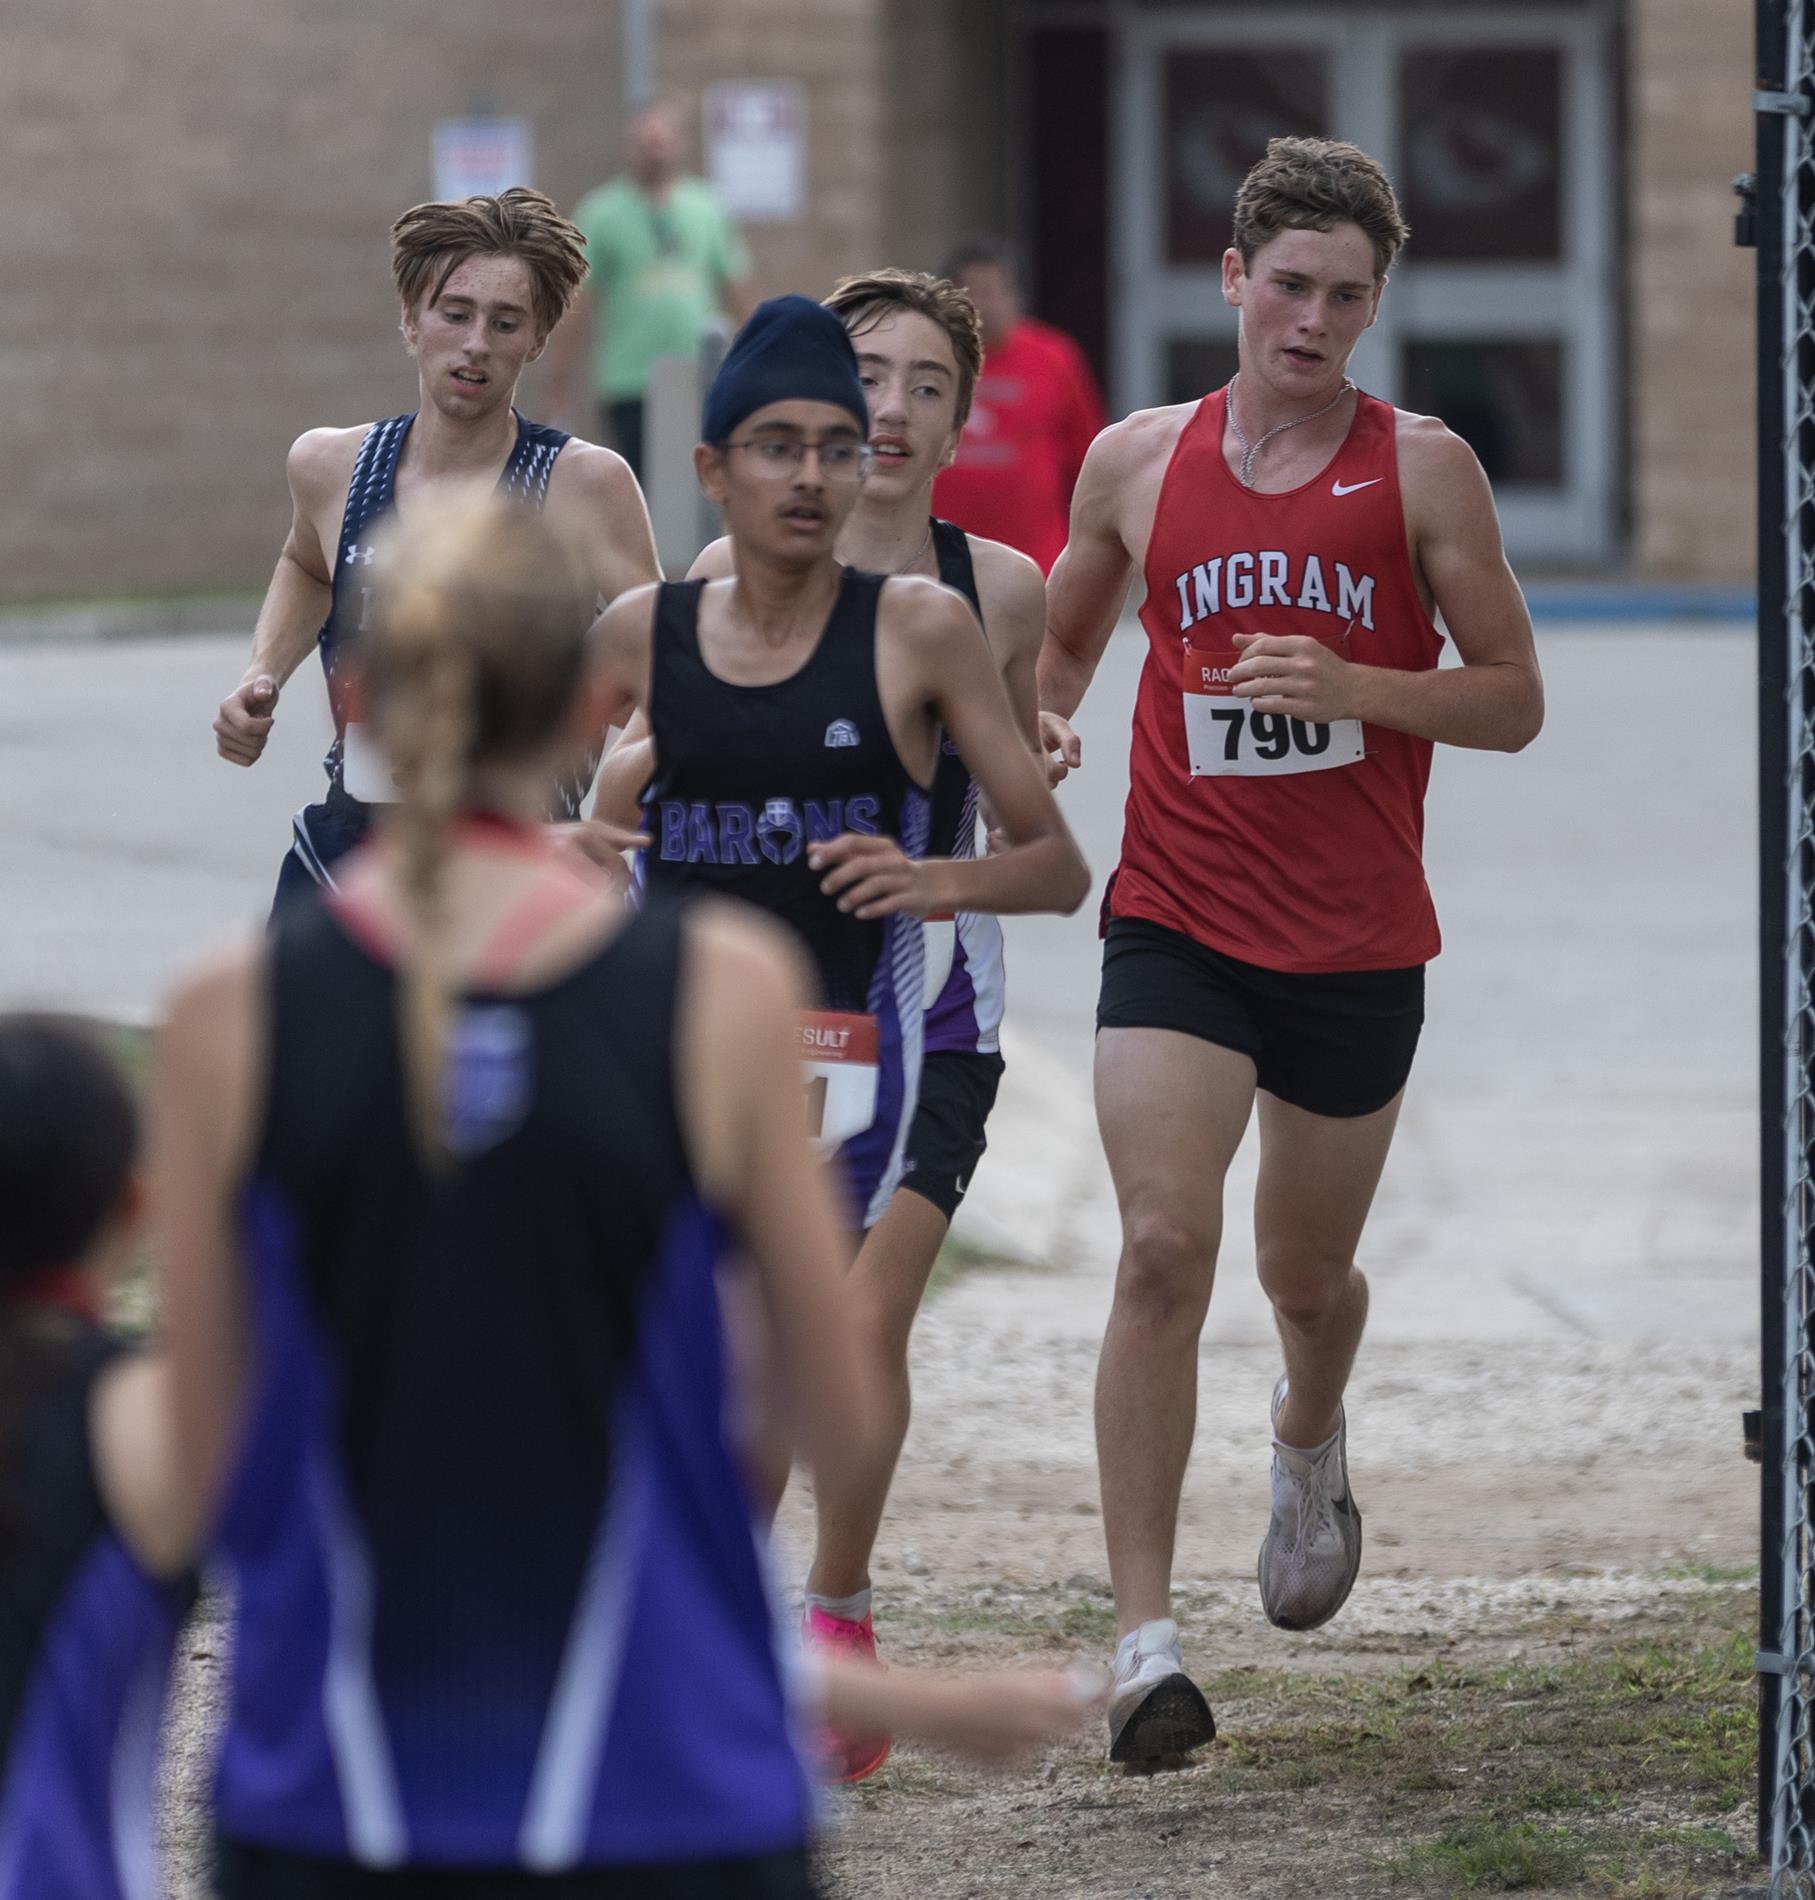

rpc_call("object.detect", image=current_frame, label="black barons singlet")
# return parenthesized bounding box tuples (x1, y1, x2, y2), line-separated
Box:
(640, 571, 930, 1013)
(639, 570, 932, 1227)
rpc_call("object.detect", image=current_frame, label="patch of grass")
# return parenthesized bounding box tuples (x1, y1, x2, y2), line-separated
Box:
(925, 1224, 1054, 1296)
(1656, 1561, 1758, 1587)
(908, 1581, 1118, 1652)
(840, 1580, 1759, 1899)
(900, 1580, 1763, 1892)
(1394, 1819, 1591, 1891)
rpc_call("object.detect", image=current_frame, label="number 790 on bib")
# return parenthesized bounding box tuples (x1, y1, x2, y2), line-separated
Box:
(1180, 642, 1364, 779)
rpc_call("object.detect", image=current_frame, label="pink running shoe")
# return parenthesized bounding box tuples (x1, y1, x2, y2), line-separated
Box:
(802, 1604, 891, 1783)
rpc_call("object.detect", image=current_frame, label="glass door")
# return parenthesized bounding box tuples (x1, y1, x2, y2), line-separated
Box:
(1113, 5, 1618, 563)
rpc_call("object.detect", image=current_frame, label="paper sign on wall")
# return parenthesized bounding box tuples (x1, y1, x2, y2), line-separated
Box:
(704, 82, 806, 222)
(434, 118, 534, 201)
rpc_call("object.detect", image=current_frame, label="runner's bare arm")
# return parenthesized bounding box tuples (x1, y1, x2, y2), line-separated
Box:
(91, 1353, 191, 1579)
(585, 585, 660, 734)
(598, 531, 724, 820)
(819, 1657, 1101, 1762)
(560, 589, 658, 860)
(812, 583, 1089, 921)
(1229, 423, 1544, 753)
(547, 441, 662, 605)
(971, 539, 1046, 752)
(214, 429, 349, 766)
(590, 708, 654, 831)
(678, 904, 882, 1489)
(149, 943, 266, 1556)
(1037, 421, 1140, 724)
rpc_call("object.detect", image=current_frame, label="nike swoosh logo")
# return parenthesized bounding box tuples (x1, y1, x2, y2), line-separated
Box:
(1331, 478, 1382, 497)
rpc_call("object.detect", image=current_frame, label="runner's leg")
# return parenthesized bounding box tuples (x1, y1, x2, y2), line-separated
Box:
(805, 1187, 949, 1600)
(1094, 1027, 1256, 1633)
(1252, 1088, 1402, 1449)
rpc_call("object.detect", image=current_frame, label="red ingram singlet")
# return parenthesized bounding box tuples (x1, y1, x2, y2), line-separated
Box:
(1109, 386, 1443, 974)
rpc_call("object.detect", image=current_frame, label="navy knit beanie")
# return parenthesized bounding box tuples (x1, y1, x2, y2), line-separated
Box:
(701, 295, 869, 445)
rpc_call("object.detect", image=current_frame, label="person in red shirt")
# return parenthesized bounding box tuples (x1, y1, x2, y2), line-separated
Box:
(932, 240, 1106, 573)
(1038, 138, 1544, 1769)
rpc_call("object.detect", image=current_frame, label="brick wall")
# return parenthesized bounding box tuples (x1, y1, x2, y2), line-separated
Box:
(3, 0, 1759, 596)
(1, 0, 945, 599)
(881, 0, 1015, 278)
(652, 0, 889, 300)
(1628, 0, 1755, 582)
(1, 0, 639, 601)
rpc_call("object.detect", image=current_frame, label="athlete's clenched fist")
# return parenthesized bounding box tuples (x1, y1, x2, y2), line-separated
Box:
(1038, 709, 1082, 787)
(1228, 632, 1356, 723)
(809, 833, 945, 921)
(215, 674, 279, 766)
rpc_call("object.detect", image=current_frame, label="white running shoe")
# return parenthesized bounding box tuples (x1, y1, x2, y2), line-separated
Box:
(1106, 1617, 1216, 1767)
(1258, 1375, 1364, 1631)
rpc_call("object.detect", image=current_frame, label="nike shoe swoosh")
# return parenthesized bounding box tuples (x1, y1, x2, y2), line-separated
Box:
(1331, 478, 1383, 497)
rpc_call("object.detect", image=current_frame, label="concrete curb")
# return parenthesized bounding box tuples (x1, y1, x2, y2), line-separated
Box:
(0, 596, 261, 646)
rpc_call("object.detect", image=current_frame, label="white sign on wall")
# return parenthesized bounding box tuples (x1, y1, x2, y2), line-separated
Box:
(703, 82, 806, 223)
(433, 118, 534, 201)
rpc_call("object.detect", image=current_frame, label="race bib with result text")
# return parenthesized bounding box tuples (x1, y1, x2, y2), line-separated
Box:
(798, 1010, 882, 1153)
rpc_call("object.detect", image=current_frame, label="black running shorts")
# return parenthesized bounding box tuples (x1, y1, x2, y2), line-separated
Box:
(897, 1050, 1006, 1220)
(1096, 917, 1423, 1119)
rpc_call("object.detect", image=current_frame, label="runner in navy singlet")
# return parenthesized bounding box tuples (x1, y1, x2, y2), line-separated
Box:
(668, 271, 1051, 1780)
(0, 1018, 194, 1900)
(211, 188, 660, 914)
(160, 494, 1095, 1897)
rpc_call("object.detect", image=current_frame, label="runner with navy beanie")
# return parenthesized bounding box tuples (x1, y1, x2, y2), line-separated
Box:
(589, 295, 1087, 1782)
(648, 270, 1052, 1782)
(593, 296, 1084, 1234)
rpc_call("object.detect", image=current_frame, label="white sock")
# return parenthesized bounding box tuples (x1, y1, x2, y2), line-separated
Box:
(806, 1587, 873, 1624)
(1275, 1420, 1342, 1460)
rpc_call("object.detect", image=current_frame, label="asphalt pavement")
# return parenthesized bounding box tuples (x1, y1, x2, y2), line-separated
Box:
(0, 621, 1759, 1353)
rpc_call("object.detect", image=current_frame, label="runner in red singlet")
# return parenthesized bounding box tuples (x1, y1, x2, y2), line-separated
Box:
(1038, 138, 1543, 1767)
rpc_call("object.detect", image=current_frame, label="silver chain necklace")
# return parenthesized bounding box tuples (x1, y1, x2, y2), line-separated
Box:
(1227, 374, 1355, 488)
(881, 521, 933, 576)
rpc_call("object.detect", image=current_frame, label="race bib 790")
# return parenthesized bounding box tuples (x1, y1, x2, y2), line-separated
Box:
(1181, 641, 1364, 779)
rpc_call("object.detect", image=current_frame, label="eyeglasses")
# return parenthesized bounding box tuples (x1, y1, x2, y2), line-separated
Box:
(724, 436, 872, 481)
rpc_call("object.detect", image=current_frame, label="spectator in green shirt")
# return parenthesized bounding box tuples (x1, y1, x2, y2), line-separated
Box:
(552, 102, 754, 477)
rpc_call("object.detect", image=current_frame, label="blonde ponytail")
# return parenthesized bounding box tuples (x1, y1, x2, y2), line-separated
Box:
(381, 571, 474, 1168)
(359, 491, 594, 1167)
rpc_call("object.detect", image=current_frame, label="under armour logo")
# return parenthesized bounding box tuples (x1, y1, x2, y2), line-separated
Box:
(824, 719, 860, 749)
(344, 544, 376, 566)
